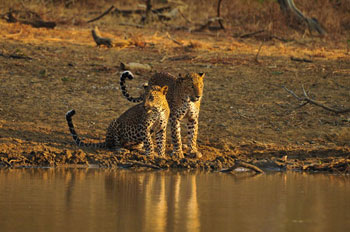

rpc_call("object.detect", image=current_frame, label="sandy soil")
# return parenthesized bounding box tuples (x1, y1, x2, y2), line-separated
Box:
(0, 19, 350, 173)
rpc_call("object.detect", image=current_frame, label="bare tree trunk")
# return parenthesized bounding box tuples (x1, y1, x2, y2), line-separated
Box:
(217, 0, 225, 30)
(277, 0, 326, 35)
(141, 0, 152, 24)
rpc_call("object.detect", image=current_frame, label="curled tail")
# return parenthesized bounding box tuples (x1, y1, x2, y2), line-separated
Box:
(120, 71, 144, 103)
(65, 110, 106, 148)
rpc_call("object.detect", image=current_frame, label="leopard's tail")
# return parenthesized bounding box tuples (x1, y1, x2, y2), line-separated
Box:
(65, 110, 106, 148)
(119, 71, 143, 103)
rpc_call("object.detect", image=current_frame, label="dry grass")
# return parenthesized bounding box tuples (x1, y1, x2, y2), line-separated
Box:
(1, 0, 349, 39)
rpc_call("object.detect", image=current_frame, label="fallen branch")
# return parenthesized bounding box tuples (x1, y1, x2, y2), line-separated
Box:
(220, 160, 264, 174)
(283, 85, 350, 114)
(290, 56, 312, 63)
(87, 5, 114, 23)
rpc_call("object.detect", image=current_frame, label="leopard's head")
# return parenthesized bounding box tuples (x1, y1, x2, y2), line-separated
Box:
(143, 85, 169, 112)
(179, 72, 205, 102)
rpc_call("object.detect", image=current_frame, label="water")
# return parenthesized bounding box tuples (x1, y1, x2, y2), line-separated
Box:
(0, 168, 349, 232)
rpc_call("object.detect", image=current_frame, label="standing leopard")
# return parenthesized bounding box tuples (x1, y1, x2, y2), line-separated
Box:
(66, 85, 170, 157)
(120, 71, 205, 158)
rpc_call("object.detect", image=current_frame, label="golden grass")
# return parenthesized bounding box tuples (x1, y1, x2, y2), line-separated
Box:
(1, 18, 349, 63)
(0, 0, 349, 62)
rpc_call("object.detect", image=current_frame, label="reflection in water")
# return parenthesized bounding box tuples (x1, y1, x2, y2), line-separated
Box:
(104, 171, 199, 232)
(0, 169, 349, 232)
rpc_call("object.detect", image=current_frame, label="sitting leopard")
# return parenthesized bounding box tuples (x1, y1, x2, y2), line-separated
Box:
(120, 71, 205, 159)
(66, 85, 170, 157)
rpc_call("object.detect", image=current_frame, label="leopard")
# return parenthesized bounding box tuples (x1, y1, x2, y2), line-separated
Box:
(66, 85, 170, 157)
(119, 70, 205, 159)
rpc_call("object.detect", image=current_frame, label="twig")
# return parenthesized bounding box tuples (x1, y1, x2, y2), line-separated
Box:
(220, 160, 264, 174)
(178, 9, 191, 24)
(121, 160, 163, 170)
(166, 32, 183, 45)
(283, 85, 350, 114)
(1, 159, 12, 167)
(271, 35, 294, 42)
(239, 30, 265, 38)
(254, 42, 264, 63)
(0, 51, 32, 60)
(118, 23, 144, 28)
(87, 5, 114, 23)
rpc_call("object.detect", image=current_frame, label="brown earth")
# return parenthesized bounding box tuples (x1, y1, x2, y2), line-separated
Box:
(0, 7, 350, 173)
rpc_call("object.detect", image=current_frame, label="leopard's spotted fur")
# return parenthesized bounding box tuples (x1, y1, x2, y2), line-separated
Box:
(66, 85, 170, 157)
(120, 71, 205, 158)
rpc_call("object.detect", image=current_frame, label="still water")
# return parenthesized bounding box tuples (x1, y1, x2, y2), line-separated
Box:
(0, 168, 349, 232)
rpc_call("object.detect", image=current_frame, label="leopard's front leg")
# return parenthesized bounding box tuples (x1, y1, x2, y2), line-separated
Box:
(170, 116, 184, 159)
(186, 103, 202, 158)
(142, 129, 155, 156)
(155, 127, 167, 157)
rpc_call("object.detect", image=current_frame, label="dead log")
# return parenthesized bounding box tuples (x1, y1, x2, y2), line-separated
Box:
(2, 11, 56, 29)
(283, 85, 350, 114)
(277, 0, 326, 35)
(22, 20, 56, 29)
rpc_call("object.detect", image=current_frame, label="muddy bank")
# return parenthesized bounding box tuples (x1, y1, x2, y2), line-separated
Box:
(1, 138, 349, 173)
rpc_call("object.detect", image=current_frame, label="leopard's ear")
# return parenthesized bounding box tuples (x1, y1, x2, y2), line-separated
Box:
(161, 85, 168, 95)
(198, 72, 205, 78)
